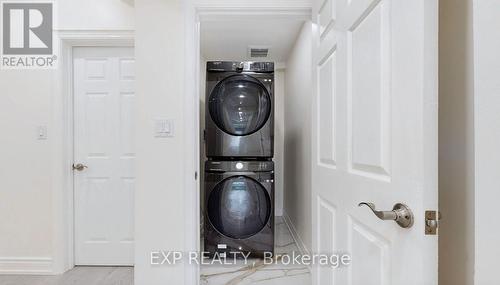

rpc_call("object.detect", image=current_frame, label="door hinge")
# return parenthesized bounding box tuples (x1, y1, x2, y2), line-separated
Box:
(195, 171, 198, 180)
(425, 210, 442, 235)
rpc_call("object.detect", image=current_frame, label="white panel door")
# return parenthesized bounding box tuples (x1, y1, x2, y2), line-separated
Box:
(311, 0, 438, 284)
(73, 47, 135, 265)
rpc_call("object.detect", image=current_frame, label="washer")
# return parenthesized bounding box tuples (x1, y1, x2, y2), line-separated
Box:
(204, 160, 274, 257)
(205, 61, 274, 159)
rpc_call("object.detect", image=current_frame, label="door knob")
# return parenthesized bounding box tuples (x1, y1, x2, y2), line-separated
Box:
(72, 163, 88, 171)
(358, 202, 414, 228)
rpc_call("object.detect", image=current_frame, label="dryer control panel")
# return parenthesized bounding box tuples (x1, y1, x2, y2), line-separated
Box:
(207, 61, 274, 73)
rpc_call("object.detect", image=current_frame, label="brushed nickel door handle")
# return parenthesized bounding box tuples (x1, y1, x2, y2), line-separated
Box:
(359, 202, 414, 228)
(72, 163, 88, 171)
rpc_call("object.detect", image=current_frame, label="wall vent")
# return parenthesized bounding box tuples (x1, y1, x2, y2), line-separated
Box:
(248, 46, 270, 58)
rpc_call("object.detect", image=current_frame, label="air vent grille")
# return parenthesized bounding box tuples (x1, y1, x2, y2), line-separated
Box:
(249, 47, 270, 58)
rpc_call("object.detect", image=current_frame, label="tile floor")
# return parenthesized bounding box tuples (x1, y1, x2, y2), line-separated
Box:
(0, 266, 133, 285)
(200, 217, 311, 285)
(0, 218, 309, 285)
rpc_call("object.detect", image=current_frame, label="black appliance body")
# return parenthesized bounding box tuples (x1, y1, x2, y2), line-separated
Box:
(205, 61, 274, 159)
(204, 160, 274, 257)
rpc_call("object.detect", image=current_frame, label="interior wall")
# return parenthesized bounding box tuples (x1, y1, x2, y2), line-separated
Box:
(57, 0, 134, 30)
(193, 0, 311, 8)
(274, 69, 285, 216)
(0, 0, 134, 274)
(200, 58, 206, 233)
(0, 71, 54, 270)
(473, 1, 500, 284)
(134, 0, 191, 284)
(283, 21, 312, 252)
(438, 0, 475, 284)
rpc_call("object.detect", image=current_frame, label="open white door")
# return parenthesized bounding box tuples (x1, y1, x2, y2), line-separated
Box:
(311, 0, 438, 284)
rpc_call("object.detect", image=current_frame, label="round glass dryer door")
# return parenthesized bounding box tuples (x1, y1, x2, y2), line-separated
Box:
(207, 176, 271, 239)
(209, 75, 271, 136)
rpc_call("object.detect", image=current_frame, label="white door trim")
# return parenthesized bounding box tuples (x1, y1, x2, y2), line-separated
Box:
(52, 30, 134, 274)
(184, 3, 311, 284)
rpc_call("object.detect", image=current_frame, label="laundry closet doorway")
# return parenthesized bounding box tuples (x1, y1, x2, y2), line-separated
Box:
(193, 0, 439, 282)
(72, 47, 135, 266)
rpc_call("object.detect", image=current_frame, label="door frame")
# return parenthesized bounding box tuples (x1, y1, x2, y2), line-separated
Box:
(52, 31, 134, 274)
(185, 4, 311, 284)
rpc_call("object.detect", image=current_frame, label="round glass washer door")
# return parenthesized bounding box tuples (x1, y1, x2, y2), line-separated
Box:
(207, 176, 271, 239)
(209, 74, 271, 136)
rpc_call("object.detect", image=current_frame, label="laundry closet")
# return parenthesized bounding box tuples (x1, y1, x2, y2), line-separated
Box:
(198, 12, 313, 273)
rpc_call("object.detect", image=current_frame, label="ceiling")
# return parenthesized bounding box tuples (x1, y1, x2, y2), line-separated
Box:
(200, 18, 306, 63)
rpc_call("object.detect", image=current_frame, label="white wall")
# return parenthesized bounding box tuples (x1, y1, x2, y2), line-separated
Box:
(57, 0, 134, 30)
(274, 69, 285, 216)
(200, 58, 206, 234)
(194, 0, 311, 8)
(438, 0, 475, 284)
(473, 1, 500, 284)
(440, 1, 500, 283)
(134, 0, 195, 284)
(0, 71, 54, 273)
(0, 0, 134, 274)
(283, 22, 312, 252)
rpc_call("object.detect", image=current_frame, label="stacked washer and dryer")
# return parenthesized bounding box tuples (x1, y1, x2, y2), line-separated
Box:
(204, 61, 275, 257)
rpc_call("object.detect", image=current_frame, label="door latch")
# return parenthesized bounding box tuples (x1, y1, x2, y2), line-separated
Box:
(425, 210, 442, 235)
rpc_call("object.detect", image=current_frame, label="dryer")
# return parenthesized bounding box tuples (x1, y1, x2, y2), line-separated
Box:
(204, 160, 274, 257)
(205, 61, 274, 159)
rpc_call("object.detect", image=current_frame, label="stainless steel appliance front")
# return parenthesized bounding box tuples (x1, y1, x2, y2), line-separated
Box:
(205, 61, 274, 159)
(204, 160, 274, 257)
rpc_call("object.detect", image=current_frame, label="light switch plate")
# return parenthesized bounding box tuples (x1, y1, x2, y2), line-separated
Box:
(154, 118, 174, 138)
(36, 126, 47, 140)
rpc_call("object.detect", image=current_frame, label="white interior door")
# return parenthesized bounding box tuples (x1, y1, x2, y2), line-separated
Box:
(311, 0, 438, 284)
(73, 47, 135, 266)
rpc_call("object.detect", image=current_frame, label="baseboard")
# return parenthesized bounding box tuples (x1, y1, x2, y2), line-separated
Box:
(282, 211, 310, 256)
(0, 257, 54, 275)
